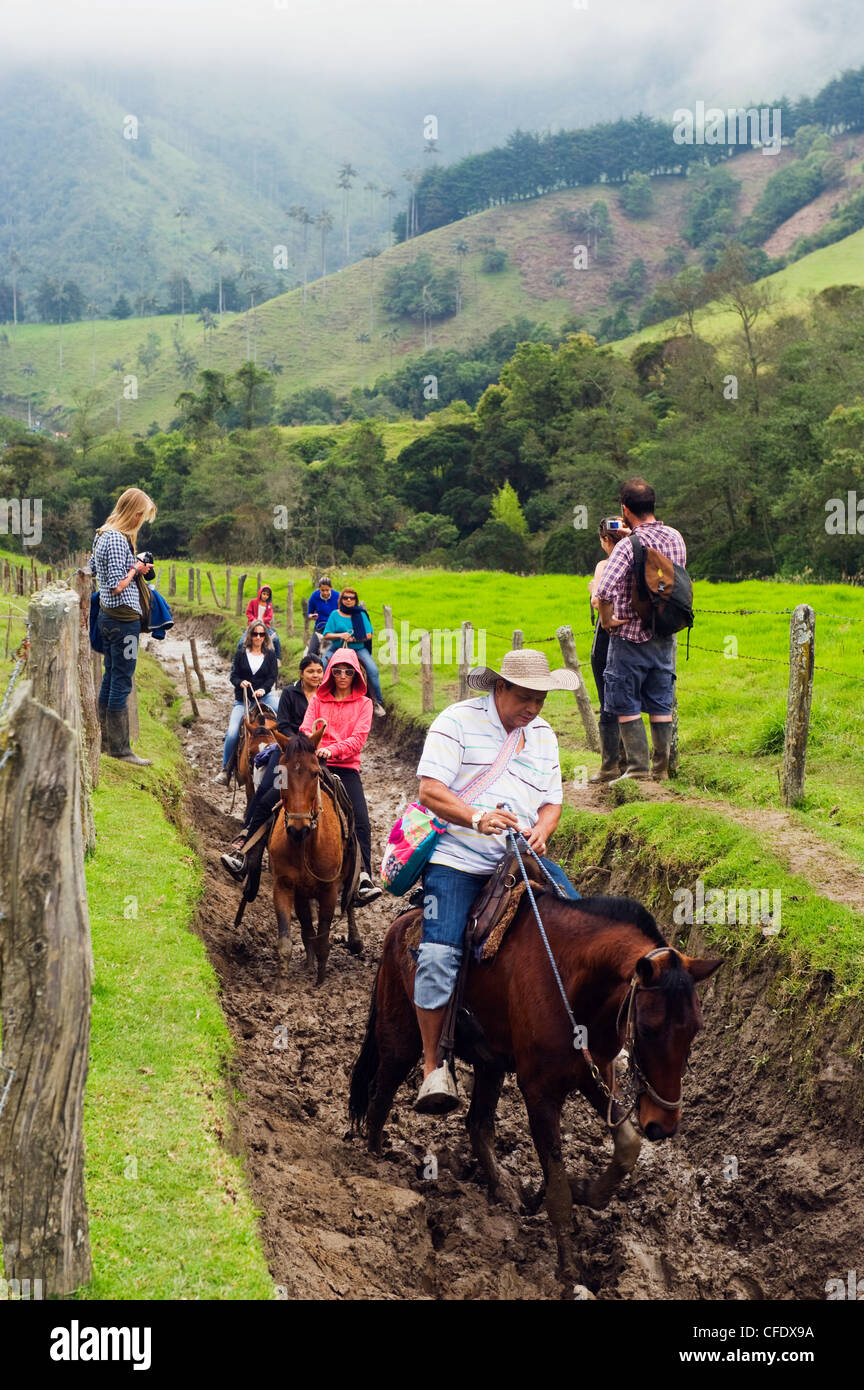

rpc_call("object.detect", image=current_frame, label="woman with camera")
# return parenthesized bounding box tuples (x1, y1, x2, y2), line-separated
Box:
(89, 486, 158, 766)
(588, 515, 631, 782)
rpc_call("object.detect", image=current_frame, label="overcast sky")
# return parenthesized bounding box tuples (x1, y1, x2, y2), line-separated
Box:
(4, 0, 863, 109)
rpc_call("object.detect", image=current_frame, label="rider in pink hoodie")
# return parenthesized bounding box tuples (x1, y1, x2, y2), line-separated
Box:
(299, 648, 380, 902)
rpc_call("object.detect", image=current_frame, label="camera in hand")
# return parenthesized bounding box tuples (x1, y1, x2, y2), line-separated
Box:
(136, 550, 156, 581)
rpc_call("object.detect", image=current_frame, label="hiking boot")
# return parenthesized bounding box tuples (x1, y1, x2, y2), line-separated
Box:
(373, 702, 386, 717)
(106, 708, 152, 766)
(650, 721, 674, 780)
(220, 851, 247, 881)
(214, 768, 230, 785)
(609, 719, 650, 782)
(355, 871, 383, 905)
(589, 720, 622, 783)
(414, 1064, 461, 1115)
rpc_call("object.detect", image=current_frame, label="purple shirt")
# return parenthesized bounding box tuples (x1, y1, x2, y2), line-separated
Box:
(594, 520, 687, 642)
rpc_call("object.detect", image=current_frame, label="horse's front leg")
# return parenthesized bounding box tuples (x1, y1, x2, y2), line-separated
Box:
(520, 1080, 579, 1291)
(314, 884, 339, 986)
(273, 878, 295, 991)
(570, 1117, 642, 1209)
(467, 1060, 519, 1208)
(294, 894, 317, 974)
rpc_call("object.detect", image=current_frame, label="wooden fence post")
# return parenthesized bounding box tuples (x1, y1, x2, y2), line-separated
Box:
(668, 634, 679, 778)
(196, 568, 202, 605)
(70, 570, 101, 798)
(235, 573, 247, 618)
(458, 620, 473, 700)
(512, 629, 523, 649)
(286, 580, 295, 637)
(187, 568, 194, 601)
(0, 682, 93, 1296)
(302, 598, 310, 643)
(169, 564, 176, 597)
(4, 605, 11, 659)
(382, 604, 399, 689)
(189, 638, 206, 693)
(207, 570, 220, 608)
(29, 582, 97, 850)
(421, 631, 434, 713)
(556, 625, 601, 753)
(781, 604, 815, 806)
(182, 654, 200, 718)
(225, 567, 232, 610)
(256, 570, 262, 594)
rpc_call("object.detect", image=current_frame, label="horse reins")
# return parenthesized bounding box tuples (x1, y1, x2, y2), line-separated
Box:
(280, 769, 345, 884)
(507, 829, 683, 1127)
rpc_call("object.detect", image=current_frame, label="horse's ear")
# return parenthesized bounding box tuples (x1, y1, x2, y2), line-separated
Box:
(309, 719, 327, 750)
(635, 955, 657, 985)
(272, 729, 291, 750)
(244, 717, 257, 735)
(686, 956, 724, 983)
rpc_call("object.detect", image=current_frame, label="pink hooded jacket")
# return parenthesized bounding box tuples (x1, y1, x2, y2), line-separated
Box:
(299, 646, 372, 770)
(246, 586, 274, 628)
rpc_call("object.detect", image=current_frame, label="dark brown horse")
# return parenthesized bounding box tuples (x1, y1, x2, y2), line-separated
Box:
(349, 891, 721, 1287)
(267, 724, 360, 988)
(236, 713, 278, 810)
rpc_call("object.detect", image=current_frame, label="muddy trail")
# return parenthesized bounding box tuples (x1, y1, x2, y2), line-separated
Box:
(147, 623, 864, 1301)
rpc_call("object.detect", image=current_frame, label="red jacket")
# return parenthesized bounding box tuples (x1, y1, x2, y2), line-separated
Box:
(245, 587, 274, 628)
(300, 646, 372, 770)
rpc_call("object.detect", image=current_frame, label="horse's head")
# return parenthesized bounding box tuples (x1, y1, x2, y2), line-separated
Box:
(272, 722, 326, 842)
(244, 714, 277, 755)
(627, 948, 722, 1141)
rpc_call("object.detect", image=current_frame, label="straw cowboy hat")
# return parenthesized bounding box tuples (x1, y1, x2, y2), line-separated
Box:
(467, 648, 580, 693)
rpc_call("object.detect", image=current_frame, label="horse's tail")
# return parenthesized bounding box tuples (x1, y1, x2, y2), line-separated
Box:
(348, 964, 381, 1133)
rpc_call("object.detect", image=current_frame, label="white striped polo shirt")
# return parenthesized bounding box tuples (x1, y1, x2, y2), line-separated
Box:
(416, 693, 563, 874)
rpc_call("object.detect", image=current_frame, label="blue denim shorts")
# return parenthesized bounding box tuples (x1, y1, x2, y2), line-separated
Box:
(603, 634, 676, 717)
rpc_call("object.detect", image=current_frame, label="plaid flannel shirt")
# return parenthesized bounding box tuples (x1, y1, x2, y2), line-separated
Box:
(594, 521, 687, 643)
(89, 529, 142, 615)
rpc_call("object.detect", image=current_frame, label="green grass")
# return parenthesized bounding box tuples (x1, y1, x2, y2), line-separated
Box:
(80, 654, 272, 1299)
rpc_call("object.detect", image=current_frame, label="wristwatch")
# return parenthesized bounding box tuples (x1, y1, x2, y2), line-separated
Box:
(470, 808, 484, 832)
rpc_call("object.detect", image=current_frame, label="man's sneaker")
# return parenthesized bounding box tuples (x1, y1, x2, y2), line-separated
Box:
(215, 769, 230, 786)
(220, 852, 246, 881)
(355, 871, 383, 905)
(414, 1064, 461, 1115)
(373, 702, 386, 717)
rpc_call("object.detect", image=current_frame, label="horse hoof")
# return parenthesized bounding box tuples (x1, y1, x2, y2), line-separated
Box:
(491, 1177, 521, 1212)
(347, 939, 363, 957)
(315, 968, 328, 987)
(519, 1181, 545, 1216)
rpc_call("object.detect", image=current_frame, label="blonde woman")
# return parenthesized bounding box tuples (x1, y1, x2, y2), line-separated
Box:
(89, 486, 157, 766)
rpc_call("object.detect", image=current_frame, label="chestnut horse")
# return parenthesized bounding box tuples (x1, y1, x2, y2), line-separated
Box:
(267, 724, 360, 988)
(236, 713, 278, 811)
(349, 892, 721, 1287)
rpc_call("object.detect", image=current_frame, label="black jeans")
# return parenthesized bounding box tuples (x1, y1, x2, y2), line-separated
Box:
(590, 621, 616, 726)
(98, 611, 140, 711)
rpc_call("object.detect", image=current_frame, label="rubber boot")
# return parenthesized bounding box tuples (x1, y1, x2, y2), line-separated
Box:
(106, 707, 152, 766)
(650, 721, 674, 781)
(609, 719, 650, 782)
(589, 719, 622, 783)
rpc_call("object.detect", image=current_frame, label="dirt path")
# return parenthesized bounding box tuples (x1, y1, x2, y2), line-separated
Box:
(145, 625, 864, 1300)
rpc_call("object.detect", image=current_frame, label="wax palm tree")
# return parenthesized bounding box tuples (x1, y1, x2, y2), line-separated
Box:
(237, 260, 255, 358)
(363, 247, 380, 334)
(174, 207, 191, 324)
(453, 238, 470, 315)
(210, 239, 228, 324)
(46, 279, 71, 369)
(109, 240, 123, 299)
(86, 301, 100, 375)
(9, 249, 26, 329)
(289, 205, 312, 307)
(337, 161, 358, 258)
(402, 169, 421, 239)
(364, 180, 379, 220)
(197, 307, 217, 365)
(21, 361, 36, 428)
(382, 325, 399, 365)
(247, 283, 265, 364)
(109, 357, 126, 426)
(420, 283, 439, 349)
(316, 211, 334, 300)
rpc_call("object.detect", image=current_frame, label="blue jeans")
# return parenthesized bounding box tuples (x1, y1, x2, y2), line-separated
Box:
(414, 856, 580, 1009)
(222, 692, 280, 768)
(97, 611, 140, 710)
(322, 645, 383, 704)
(604, 634, 676, 717)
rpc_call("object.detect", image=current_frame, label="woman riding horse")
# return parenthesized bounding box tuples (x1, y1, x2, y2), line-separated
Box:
(216, 622, 280, 784)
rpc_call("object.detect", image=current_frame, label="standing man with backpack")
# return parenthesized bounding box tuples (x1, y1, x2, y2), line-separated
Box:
(594, 478, 692, 782)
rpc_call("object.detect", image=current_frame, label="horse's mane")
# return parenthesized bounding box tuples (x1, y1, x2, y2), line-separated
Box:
(568, 895, 667, 948)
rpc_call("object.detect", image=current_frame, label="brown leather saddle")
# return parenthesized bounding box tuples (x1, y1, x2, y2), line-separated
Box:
(402, 849, 550, 964)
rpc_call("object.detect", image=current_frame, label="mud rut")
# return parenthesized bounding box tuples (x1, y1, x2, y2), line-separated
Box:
(147, 623, 863, 1301)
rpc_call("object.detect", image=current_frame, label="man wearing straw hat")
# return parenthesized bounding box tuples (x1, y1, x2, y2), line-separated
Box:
(412, 647, 581, 1114)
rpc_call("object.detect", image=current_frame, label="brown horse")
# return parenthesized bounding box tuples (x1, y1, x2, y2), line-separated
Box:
(236, 713, 278, 810)
(349, 891, 721, 1288)
(267, 724, 361, 988)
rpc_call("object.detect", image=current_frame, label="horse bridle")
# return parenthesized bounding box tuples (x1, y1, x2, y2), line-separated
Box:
(585, 946, 685, 1128)
(281, 775, 323, 834)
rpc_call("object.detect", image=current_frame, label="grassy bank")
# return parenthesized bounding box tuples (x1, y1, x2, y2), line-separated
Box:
(80, 650, 273, 1299)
